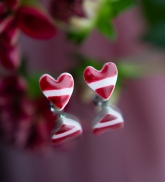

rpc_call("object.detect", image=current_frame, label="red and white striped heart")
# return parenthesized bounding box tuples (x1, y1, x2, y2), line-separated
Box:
(51, 115, 82, 145)
(92, 107, 124, 135)
(83, 62, 118, 100)
(39, 73, 74, 111)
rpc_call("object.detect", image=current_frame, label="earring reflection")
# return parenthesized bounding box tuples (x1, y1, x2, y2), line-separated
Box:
(50, 105, 82, 145)
(92, 103, 124, 135)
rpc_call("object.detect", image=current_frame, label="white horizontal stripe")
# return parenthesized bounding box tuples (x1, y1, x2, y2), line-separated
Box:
(52, 127, 79, 139)
(92, 106, 124, 130)
(95, 119, 123, 129)
(43, 87, 73, 97)
(88, 76, 117, 90)
(65, 117, 82, 130)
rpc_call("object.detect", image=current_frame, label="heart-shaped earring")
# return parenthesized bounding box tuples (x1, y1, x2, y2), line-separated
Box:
(83, 62, 124, 135)
(39, 73, 74, 111)
(84, 62, 118, 100)
(39, 73, 82, 144)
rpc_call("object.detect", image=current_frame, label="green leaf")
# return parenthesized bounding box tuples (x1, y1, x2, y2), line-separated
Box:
(117, 62, 143, 79)
(141, 0, 165, 48)
(97, 21, 116, 40)
(142, 22, 165, 48)
(18, 56, 29, 78)
(109, 0, 135, 16)
(26, 73, 42, 98)
(97, 1, 116, 40)
(141, 0, 165, 25)
(21, 0, 40, 6)
(67, 31, 89, 44)
(96, 0, 134, 40)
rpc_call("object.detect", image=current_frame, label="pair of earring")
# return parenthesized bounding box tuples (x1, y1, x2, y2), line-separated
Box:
(39, 62, 124, 145)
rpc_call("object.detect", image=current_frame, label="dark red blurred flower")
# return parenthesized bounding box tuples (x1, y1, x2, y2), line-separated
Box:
(0, 2, 56, 70)
(0, 2, 56, 39)
(0, 75, 56, 150)
(27, 97, 56, 150)
(0, 44, 20, 70)
(16, 6, 57, 39)
(4, 0, 20, 10)
(0, 75, 27, 142)
(50, 0, 86, 23)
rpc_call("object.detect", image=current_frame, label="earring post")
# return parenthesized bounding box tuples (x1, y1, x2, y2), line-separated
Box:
(93, 95, 109, 109)
(49, 103, 65, 121)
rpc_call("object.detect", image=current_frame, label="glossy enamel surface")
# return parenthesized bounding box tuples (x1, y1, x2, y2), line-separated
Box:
(92, 106, 124, 135)
(83, 62, 118, 100)
(39, 73, 74, 111)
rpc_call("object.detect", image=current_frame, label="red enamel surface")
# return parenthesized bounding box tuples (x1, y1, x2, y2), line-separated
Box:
(93, 122, 124, 135)
(48, 95, 70, 110)
(95, 85, 114, 100)
(55, 124, 74, 134)
(39, 73, 73, 110)
(84, 62, 117, 84)
(39, 74, 73, 91)
(100, 114, 117, 123)
(51, 130, 82, 145)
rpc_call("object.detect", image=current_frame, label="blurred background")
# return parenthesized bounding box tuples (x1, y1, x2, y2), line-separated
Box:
(1, 0, 165, 181)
